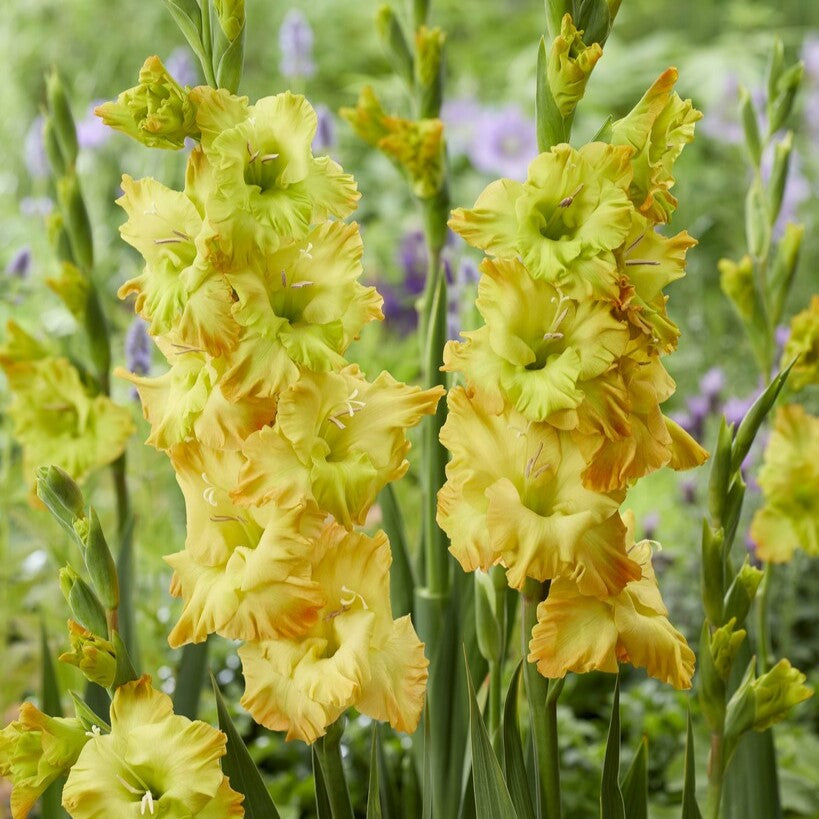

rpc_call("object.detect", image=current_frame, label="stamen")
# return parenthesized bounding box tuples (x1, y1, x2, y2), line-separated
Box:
(339, 585, 369, 610)
(542, 331, 564, 341)
(140, 790, 155, 815)
(291, 280, 314, 288)
(153, 237, 185, 245)
(625, 232, 646, 254)
(260, 153, 280, 163)
(84, 724, 103, 738)
(299, 242, 314, 260)
(246, 141, 260, 163)
(327, 415, 346, 430)
(116, 775, 144, 796)
(171, 343, 206, 354)
(210, 514, 243, 523)
(281, 269, 287, 288)
(203, 487, 218, 507)
(524, 442, 544, 479)
(625, 259, 660, 267)
(558, 184, 584, 208)
(172, 229, 191, 241)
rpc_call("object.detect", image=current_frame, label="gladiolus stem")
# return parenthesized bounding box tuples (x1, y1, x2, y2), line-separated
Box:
(705, 731, 725, 819)
(315, 720, 355, 819)
(522, 578, 562, 819)
(199, 0, 218, 87)
(755, 562, 774, 673)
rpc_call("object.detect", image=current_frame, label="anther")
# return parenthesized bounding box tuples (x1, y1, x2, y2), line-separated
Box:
(246, 141, 260, 162)
(299, 242, 314, 260)
(291, 280, 314, 288)
(281, 269, 287, 287)
(625, 232, 646, 254)
(625, 259, 660, 267)
(327, 415, 346, 430)
(558, 184, 584, 208)
(153, 237, 184, 245)
(524, 442, 544, 479)
(260, 153, 280, 163)
(140, 791, 155, 815)
(542, 331, 564, 341)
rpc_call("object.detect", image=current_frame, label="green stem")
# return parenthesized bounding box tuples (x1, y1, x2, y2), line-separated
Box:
(521, 578, 561, 819)
(199, 0, 218, 87)
(489, 658, 503, 747)
(316, 720, 355, 819)
(705, 731, 725, 819)
(756, 561, 774, 673)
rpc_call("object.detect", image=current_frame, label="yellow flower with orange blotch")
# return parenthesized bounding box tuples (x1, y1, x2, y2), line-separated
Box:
(239, 524, 428, 743)
(449, 142, 634, 300)
(437, 385, 640, 596)
(62, 676, 243, 818)
(234, 366, 443, 528)
(528, 525, 695, 689)
(443, 256, 628, 424)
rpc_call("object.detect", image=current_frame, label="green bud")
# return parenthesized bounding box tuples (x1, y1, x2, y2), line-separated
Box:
(547, 14, 603, 120)
(376, 5, 415, 90)
(57, 174, 94, 273)
(701, 521, 725, 625)
(59, 620, 117, 688)
(767, 38, 785, 104)
(697, 623, 726, 733)
(707, 418, 734, 527)
(722, 474, 746, 551)
(42, 116, 66, 178)
(572, 0, 612, 46)
(36, 465, 84, 537)
(46, 262, 89, 322)
(710, 619, 746, 680)
(767, 61, 803, 137)
(111, 631, 139, 688)
(214, 0, 244, 41)
(726, 659, 813, 742)
(83, 287, 112, 388)
(475, 571, 501, 664)
(95, 56, 199, 150)
(415, 25, 446, 118)
(738, 87, 761, 167)
(59, 567, 108, 638)
(744, 180, 770, 261)
(769, 223, 804, 327)
(731, 361, 794, 472)
(74, 507, 119, 611)
(768, 132, 793, 224)
(46, 70, 78, 168)
(723, 561, 764, 627)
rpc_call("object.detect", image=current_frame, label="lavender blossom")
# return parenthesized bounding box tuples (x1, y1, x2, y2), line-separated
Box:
(165, 47, 199, 88)
(312, 104, 335, 154)
(699, 366, 725, 412)
(641, 512, 660, 541)
(468, 105, 537, 182)
(126, 318, 151, 377)
(77, 100, 111, 150)
(723, 394, 756, 428)
(685, 395, 710, 441)
(5, 247, 31, 278)
(775, 324, 790, 352)
(20, 196, 54, 218)
(440, 96, 483, 156)
(24, 116, 49, 178)
(279, 10, 316, 79)
(398, 229, 428, 296)
(679, 478, 697, 506)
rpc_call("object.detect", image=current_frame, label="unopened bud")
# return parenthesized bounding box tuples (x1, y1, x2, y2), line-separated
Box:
(36, 465, 84, 536)
(46, 70, 79, 168)
(59, 620, 117, 688)
(74, 507, 119, 610)
(59, 567, 108, 638)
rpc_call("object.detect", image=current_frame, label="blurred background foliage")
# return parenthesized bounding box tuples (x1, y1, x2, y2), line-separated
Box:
(0, 0, 817, 816)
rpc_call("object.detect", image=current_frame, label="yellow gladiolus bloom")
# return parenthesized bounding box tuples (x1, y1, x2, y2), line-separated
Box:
(529, 531, 695, 689)
(234, 366, 443, 528)
(62, 676, 243, 817)
(750, 404, 819, 562)
(240, 525, 428, 743)
(0, 704, 87, 819)
(438, 385, 640, 596)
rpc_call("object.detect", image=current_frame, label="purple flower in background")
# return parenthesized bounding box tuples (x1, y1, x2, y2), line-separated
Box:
(775, 324, 790, 352)
(680, 478, 697, 506)
(641, 512, 660, 541)
(165, 47, 199, 88)
(5, 247, 31, 278)
(469, 105, 537, 181)
(379, 282, 418, 335)
(77, 100, 111, 150)
(279, 10, 316, 79)
(802, 34, 819, 81)
(723, 393, 756, 428)
(458, 257, 480, 286)
(699, 366, 725, 411)
(24, 116, 49, 178)
(398, 229, 428, 296)
(20, 196, 53, 218)
(441, 96, 483, 156)
(312, 104, 335, 154)
(126, 318, 151, 377)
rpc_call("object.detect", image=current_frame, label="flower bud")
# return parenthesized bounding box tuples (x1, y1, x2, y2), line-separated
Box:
(46, 261, 89, 323)
(36, 465, 84, 536)
(214, 0, 244, 42)
(42, 116, 66, 178)
(738, 87, 761, 167)
(723, 561, 764, 627)
(701, 522, 724, 625)
(707, 417, 734, 527)
(57, 173, 94, 272)
(547, 15, 603, 119)
(45, 70, 78, 168)
(769, 223, 804, 326)
(474, 571, 501, 664)
(415, 26, 445, 118)
(59, 566, 108, 638)
(768, 131, 792, 223)
(376, 5, 415, 89)
(697, 623, 726, 732)
(59, 620, 117, 688)
(73, 507, 119, 610)
(710, 619, 746, 680)
(744, 181, 770, 261)
(767, 61, 803, 136)
(95, 56, 199, 150)
(726, 659, 813, 741)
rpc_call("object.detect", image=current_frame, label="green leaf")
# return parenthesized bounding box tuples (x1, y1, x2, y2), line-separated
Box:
(110, 630, 138, 689)
(116, 513, 140, 670)
(216, 21, 245, 93)
(41, 623, 63, 717)
(600, 675, 625, 819)
(620, 737, 648, 819)
(380, 484, 414, 618)
(313, 746, 333, 819)
(502, 663, 536, 819)
(211, 675, 281, 819)
(174, 638, 209, 720)
(592, 114, 613, 142)
(161, 0, 209, 68)
(464, 652, 518, 819)
(681, 711, 702, 819)
(367, 726, 383, 819)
